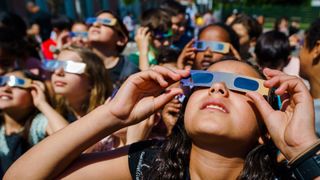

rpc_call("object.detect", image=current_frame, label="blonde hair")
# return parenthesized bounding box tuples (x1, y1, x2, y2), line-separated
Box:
(53, 46, 112, 117)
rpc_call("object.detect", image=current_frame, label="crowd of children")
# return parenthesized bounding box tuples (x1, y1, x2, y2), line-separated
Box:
(0, 0, 320, 179)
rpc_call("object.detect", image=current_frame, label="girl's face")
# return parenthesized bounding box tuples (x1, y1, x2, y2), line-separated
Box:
(232, 23, 249, 46)
(184, 61, 261, 149)
(51, 50, 91, 100)
(88, 13, 119, 46)
(171, 13, 186, 41)
(195, 26, 231, 70)
(0, 72, 33, 111)
(71, 23, 89, 47)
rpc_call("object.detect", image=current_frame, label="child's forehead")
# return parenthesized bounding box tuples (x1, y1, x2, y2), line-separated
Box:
(58, 50, 82, 62)
(97, 13, 114, 19)
(6, 71, 25, 78)
(207, 61, 260, 78)
(199, 27, 230, 42)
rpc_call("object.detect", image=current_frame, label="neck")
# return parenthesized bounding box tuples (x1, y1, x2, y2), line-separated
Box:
(67, 95, 88, 118)
(3, 108, 32, 135)
(189, 143, 245, 180)
(309, 76, 320, 99)
(91, 44, 120, 69)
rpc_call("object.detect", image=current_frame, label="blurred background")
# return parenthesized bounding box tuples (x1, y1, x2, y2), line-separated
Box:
(1, 0, 319, 29)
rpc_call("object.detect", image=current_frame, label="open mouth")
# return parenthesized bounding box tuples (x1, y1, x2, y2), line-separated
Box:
(0, 95, 12, 100)
(205, 104, 227, 113)
(201, 99, 229, 113)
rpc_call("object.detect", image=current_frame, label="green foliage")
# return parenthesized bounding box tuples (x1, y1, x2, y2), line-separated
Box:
(123, 0, 135, 5)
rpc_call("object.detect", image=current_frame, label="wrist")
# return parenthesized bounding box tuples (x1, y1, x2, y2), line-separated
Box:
(286, 137, 319, 160)
(35, 101, 49, 110)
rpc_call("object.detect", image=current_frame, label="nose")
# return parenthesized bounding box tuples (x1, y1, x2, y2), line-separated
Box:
(92, 21, 101, 27)
(0, 84, 12, 92)
(54, 67, 64, 76)
(208, 82, 229, 97)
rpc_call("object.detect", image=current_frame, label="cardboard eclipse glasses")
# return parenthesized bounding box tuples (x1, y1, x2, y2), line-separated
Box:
(69, 31, 88, 38)
(42, 60, 86, 74)
(86, 17, 117, 26)
(180, 70, 282, 110)
(193, 40, 230, 54)
(0, 76, 32, 88)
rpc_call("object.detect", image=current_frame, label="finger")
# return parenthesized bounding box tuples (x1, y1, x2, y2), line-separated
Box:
(264, 74, 298, 89)
(185, 51, 196, 57)
(246, 92, 275, 122)
(30, 84, 41, 92)
(32, 81, 45, 91)
(142, 27, 149, 36)
(30, 89, 37, 98)
(263, 68, 285, 79)
(274, 78, 312, 104)
(185, 38, 195, 48)
(229, 44, 242, 61)
(167, 106, 180, 113)
(154, 88, 183, 111)
(151, 66, 189, 81)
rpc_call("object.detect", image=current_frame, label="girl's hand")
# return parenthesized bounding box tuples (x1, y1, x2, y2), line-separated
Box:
(126, 114, 159, 145)
(56, 30, 71, 50)
(162, 98, 181, 134)
(229, 44, 242, 61)
(109, 66, 189, 126)
(31, 81, 48, 108)
(246, 68, 318, 160)
(135, 27, 150, 55)
(177, 39, 196, 70)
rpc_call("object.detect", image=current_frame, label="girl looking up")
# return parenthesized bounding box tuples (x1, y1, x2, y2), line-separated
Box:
(5, 63, 319, 179)
(0, 70, 67, 177)
(48, 46, 112, 121)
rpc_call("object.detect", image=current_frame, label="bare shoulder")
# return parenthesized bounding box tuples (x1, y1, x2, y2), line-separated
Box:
(58, 145, 132, 179)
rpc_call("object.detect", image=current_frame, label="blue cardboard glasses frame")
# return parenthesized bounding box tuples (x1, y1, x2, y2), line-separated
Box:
(180, 70, 282, 110)
(85, 17, 117, 26)
(0, 76, 32, 88)
(69, 32, 88, 38)
(193, 41, 230, 54)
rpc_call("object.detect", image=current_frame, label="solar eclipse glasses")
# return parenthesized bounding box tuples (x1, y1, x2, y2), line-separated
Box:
(86, 17, 117, 26)
(0, 76, 32, 88)
(42, 60, 86, 74)
(193, 41, 230, 54)
(69, 32, 88, 38)
(180, 70, 282, 110)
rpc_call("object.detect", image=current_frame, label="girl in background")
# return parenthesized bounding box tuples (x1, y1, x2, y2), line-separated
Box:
(5, 62, 319, 179)
(0, 70, 67, 177)
(48, 46, 112, 121)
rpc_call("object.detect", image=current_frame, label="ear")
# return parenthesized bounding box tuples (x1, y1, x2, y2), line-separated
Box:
(116, 36, 128, 47)
(312, 40, 320, 65)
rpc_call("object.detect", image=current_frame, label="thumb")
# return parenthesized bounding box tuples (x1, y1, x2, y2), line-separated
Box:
(246, 92, 274, 121)
(30, 89, 37, 98)
(153, 88, 183, 111)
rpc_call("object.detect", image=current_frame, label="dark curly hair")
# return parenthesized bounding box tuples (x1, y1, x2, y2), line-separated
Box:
(305, 18, 320, 52)
(146, 59, 291, 179)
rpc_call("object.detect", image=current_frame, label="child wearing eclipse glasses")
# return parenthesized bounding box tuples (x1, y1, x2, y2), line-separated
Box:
(86, 10, 140, 89)
(177, 23, 242, 70)
(42, 46, 113, 122)
(6, 59, 320, 180)
(129, 8, 174, 71)
(0, 70, 69, 178)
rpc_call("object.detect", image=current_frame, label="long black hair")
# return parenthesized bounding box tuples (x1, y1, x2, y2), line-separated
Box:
(147, 59, 291, 179)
